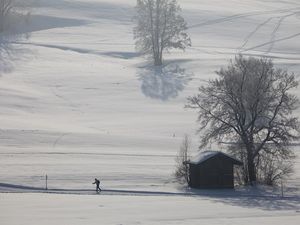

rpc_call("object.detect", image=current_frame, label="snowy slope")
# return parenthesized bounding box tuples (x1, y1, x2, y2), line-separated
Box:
(0, 0, 299, 192)
(1, 1, 300, 224)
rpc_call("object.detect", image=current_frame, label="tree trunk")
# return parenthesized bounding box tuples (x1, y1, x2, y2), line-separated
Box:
(0, 15, 4, 32)
(154, 54, 162, 66)
(247, 156, 257, 185)
(244, 140, 257, 185)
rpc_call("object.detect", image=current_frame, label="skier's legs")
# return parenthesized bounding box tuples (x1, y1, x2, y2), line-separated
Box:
(96, 184, 100, 193)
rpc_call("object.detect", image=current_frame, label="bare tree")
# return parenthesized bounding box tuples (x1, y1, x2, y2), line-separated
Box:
(187, 55, 300, 185)
(256, 151, 294, 185)
(175, 134, 191, 184)
(0, 0, 14, 32)
(228, 141, 294, 186)
(134, 0, 191, 66)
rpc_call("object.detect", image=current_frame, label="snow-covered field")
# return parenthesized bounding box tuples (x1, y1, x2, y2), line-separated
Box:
(0, 0, 300, 224)
(1, 193, 300, 225)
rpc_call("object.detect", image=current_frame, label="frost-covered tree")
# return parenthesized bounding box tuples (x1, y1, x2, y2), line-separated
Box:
(187, 55, 300, 185)
(134, 0, 191, 66)
(0, 0, 14, 32)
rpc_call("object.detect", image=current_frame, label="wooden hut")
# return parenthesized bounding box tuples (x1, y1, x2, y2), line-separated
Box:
(187, 151, 243, 189)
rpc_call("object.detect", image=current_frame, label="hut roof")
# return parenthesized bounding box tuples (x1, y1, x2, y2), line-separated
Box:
(188, 151, 243, 165)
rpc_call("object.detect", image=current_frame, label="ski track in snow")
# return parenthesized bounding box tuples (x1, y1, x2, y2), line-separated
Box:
(238, 17, 274, 52)
(241, 32, 300, 53)
(1, 182, 300, 201)
(188, 7, 300, 29)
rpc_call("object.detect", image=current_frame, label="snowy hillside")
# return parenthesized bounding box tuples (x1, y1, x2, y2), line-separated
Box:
(0, 0, 300, 190)
(0, 0, 300, 224)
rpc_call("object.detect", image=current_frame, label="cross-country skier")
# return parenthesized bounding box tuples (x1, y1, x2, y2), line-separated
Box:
(92, 178, 101, 193)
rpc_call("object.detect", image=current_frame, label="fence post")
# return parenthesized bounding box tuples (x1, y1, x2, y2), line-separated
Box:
(281, 179, 284, 198)
(45, 174, 48, 190)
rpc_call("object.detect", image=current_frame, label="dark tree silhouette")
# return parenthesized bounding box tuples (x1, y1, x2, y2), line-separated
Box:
(187, 55, 300, 185)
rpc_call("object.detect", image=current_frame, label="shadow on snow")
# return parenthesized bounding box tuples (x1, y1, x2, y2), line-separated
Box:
(0, 34, 32, 76)
(0, 13, 88, 76)
(30, 0, 134, 23)
(185, 186, 300, 211)
(137, 64, 193, 101)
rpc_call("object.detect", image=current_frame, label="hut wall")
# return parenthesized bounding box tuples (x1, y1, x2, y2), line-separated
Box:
(189, 155, 235, 189)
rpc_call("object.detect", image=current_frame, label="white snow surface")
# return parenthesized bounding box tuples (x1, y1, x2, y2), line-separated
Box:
(0, 0, 300, 224)
(1, 193, 300, 225)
